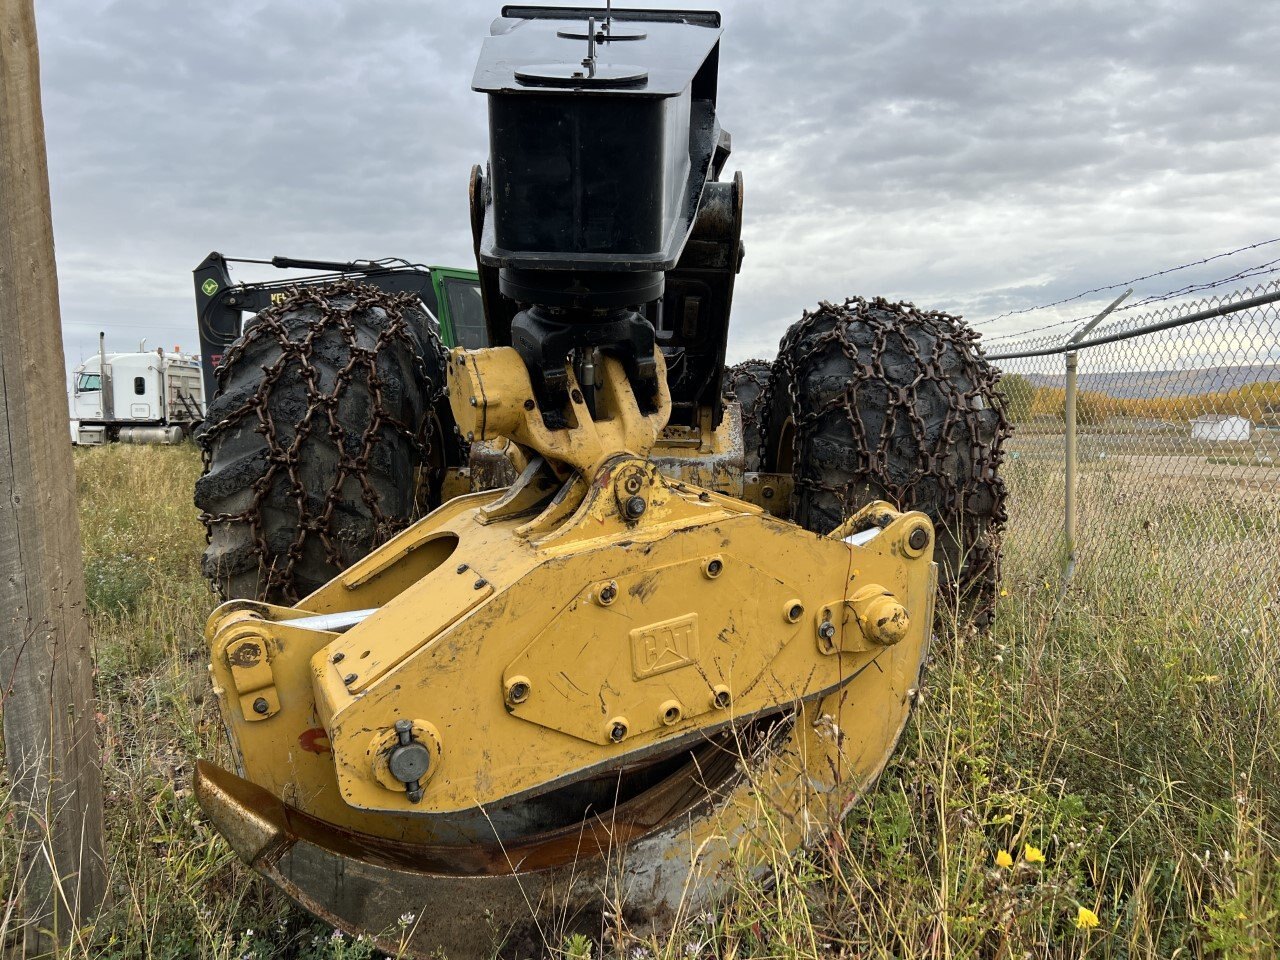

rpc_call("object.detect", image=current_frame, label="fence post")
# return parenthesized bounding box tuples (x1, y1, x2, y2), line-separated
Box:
(1062, 289, 1131, 582)
(0, 0, 108, 948)
(1063, 350, 1078, 579)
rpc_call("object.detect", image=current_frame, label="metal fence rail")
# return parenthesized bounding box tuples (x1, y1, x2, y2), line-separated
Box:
(990, 282, 1280, 671)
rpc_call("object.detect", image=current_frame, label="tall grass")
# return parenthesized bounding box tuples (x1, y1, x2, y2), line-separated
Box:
(0, 443, 1274, 958)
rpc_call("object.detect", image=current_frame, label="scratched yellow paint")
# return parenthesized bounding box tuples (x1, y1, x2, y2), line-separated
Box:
(202, 344, 935, 875)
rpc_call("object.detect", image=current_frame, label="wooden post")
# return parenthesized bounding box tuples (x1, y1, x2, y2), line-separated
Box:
(0, 0, 107, 950)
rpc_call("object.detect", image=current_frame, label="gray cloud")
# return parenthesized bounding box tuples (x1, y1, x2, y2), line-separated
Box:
(35, 0, 1280, 370)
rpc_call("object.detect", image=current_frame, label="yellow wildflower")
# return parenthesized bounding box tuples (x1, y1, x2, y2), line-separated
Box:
(1076, 906, 1100, 930)
(995, 850, 1013, 868)
(1023, 843, 1045, 864)
(147, 555, 157, 563)
(999, 588, 1009, 598)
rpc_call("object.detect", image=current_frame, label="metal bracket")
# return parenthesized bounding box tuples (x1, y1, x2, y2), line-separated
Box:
(222, 631, 280, 722)
(448, 346, 671, 475)
(741, 472, 793, 515)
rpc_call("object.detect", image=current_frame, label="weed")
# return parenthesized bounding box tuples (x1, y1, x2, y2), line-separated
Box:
(0, 443, 1274, 958)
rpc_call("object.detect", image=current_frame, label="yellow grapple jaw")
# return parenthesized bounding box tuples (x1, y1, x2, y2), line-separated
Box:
(197, 342, 936, 955)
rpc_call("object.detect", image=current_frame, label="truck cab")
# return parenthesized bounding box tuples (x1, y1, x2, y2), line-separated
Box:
(71, 344, 204, 445)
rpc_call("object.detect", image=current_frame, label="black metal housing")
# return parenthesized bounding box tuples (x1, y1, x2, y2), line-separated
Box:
(473, 6, 722, 308)
(471, 5, 740, 426)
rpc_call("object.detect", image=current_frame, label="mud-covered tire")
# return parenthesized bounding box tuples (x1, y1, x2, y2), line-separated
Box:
(195, 281, 460, 604)
(721, 359, 773, 472)
(765, 297, 1009, 618)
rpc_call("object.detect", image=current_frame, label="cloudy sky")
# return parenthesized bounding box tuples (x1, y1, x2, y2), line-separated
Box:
(34, 0, 1280, 372)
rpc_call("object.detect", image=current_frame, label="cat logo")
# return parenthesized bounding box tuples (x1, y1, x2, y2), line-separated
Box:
(630, 614, 698, 679)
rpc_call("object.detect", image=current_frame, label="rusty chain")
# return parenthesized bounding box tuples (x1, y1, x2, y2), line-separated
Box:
(762, 296, 1012, 621)
(721, 358, 772, 469)
(721, 358, 771, 436)
(197, 280, 455, 603)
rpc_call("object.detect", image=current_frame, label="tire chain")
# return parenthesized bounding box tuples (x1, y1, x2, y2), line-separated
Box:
(761, 296, 1012, 621)
(721, 358, 772, 443)
(196, 280, 458, 603)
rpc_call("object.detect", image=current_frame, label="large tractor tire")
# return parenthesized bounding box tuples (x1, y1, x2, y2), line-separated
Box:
(195, 281, 460, 604)
(765, 297, 1009, 619)
(721, 358, 773, 472)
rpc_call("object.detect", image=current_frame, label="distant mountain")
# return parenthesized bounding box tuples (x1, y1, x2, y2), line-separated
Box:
(1020, 364, 1280, 399)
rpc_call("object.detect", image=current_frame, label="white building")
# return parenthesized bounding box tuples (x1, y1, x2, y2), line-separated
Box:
(1190, 414, 1253, 442)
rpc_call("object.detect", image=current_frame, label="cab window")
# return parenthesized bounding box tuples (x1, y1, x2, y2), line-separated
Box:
(443, 278, 488, 350)
(134, 377, 146, 395)
(75, 373, 101, 392)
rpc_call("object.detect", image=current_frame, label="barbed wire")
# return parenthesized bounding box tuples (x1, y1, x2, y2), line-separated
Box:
(975, 236, 1280, 327)
(983, 258, 1280, 346)
(986, 282, 1280, 361)
(1124, 255, 1280, 311)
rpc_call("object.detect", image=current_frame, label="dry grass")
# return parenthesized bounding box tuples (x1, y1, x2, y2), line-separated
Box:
(0, 442, 1275, 958)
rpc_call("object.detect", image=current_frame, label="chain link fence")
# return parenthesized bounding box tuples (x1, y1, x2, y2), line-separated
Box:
(988, 282, 1280, 672)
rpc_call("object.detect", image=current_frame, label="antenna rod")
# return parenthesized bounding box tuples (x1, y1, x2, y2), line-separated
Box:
(583, 16, 597, 74)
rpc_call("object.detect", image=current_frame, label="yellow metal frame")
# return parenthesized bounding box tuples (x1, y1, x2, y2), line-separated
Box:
(199, 343, 938, 956)
(209, 451, 933, 820)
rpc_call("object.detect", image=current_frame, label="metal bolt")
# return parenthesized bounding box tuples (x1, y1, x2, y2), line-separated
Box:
(763, 486, 775, 500)
(343, 673, 357, 685)
(571, 388, 585, 404)
(474, 578, 488, 590)
(598, 582, 618, 605)
(712, 688, 732, 710)
(624, 496, 647, 519)
(523, 399, 536, 411)
(457, 563, 469, 574)
(252, 697, 270, 715)
(332, 651, 345, 663)
(506, 679, 530, 705)
(818, 621, 836, 641)
(387, 720, 432, 804)
(786, 602, 804, 623)
(469, 396, 477, 406)
(609, 721, 627, 743)
(705, 558, 723, 578)
(908, 527, 930, 551)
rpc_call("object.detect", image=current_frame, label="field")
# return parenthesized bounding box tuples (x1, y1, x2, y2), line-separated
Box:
(0, 442, 1276, 959)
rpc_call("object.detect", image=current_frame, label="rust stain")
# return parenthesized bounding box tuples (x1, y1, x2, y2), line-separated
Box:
(298, 727, 331, 754)
(227, 641, 262, 667)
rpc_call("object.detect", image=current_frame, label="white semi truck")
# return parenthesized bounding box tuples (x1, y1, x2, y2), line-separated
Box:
(70, 334, 205, 445)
